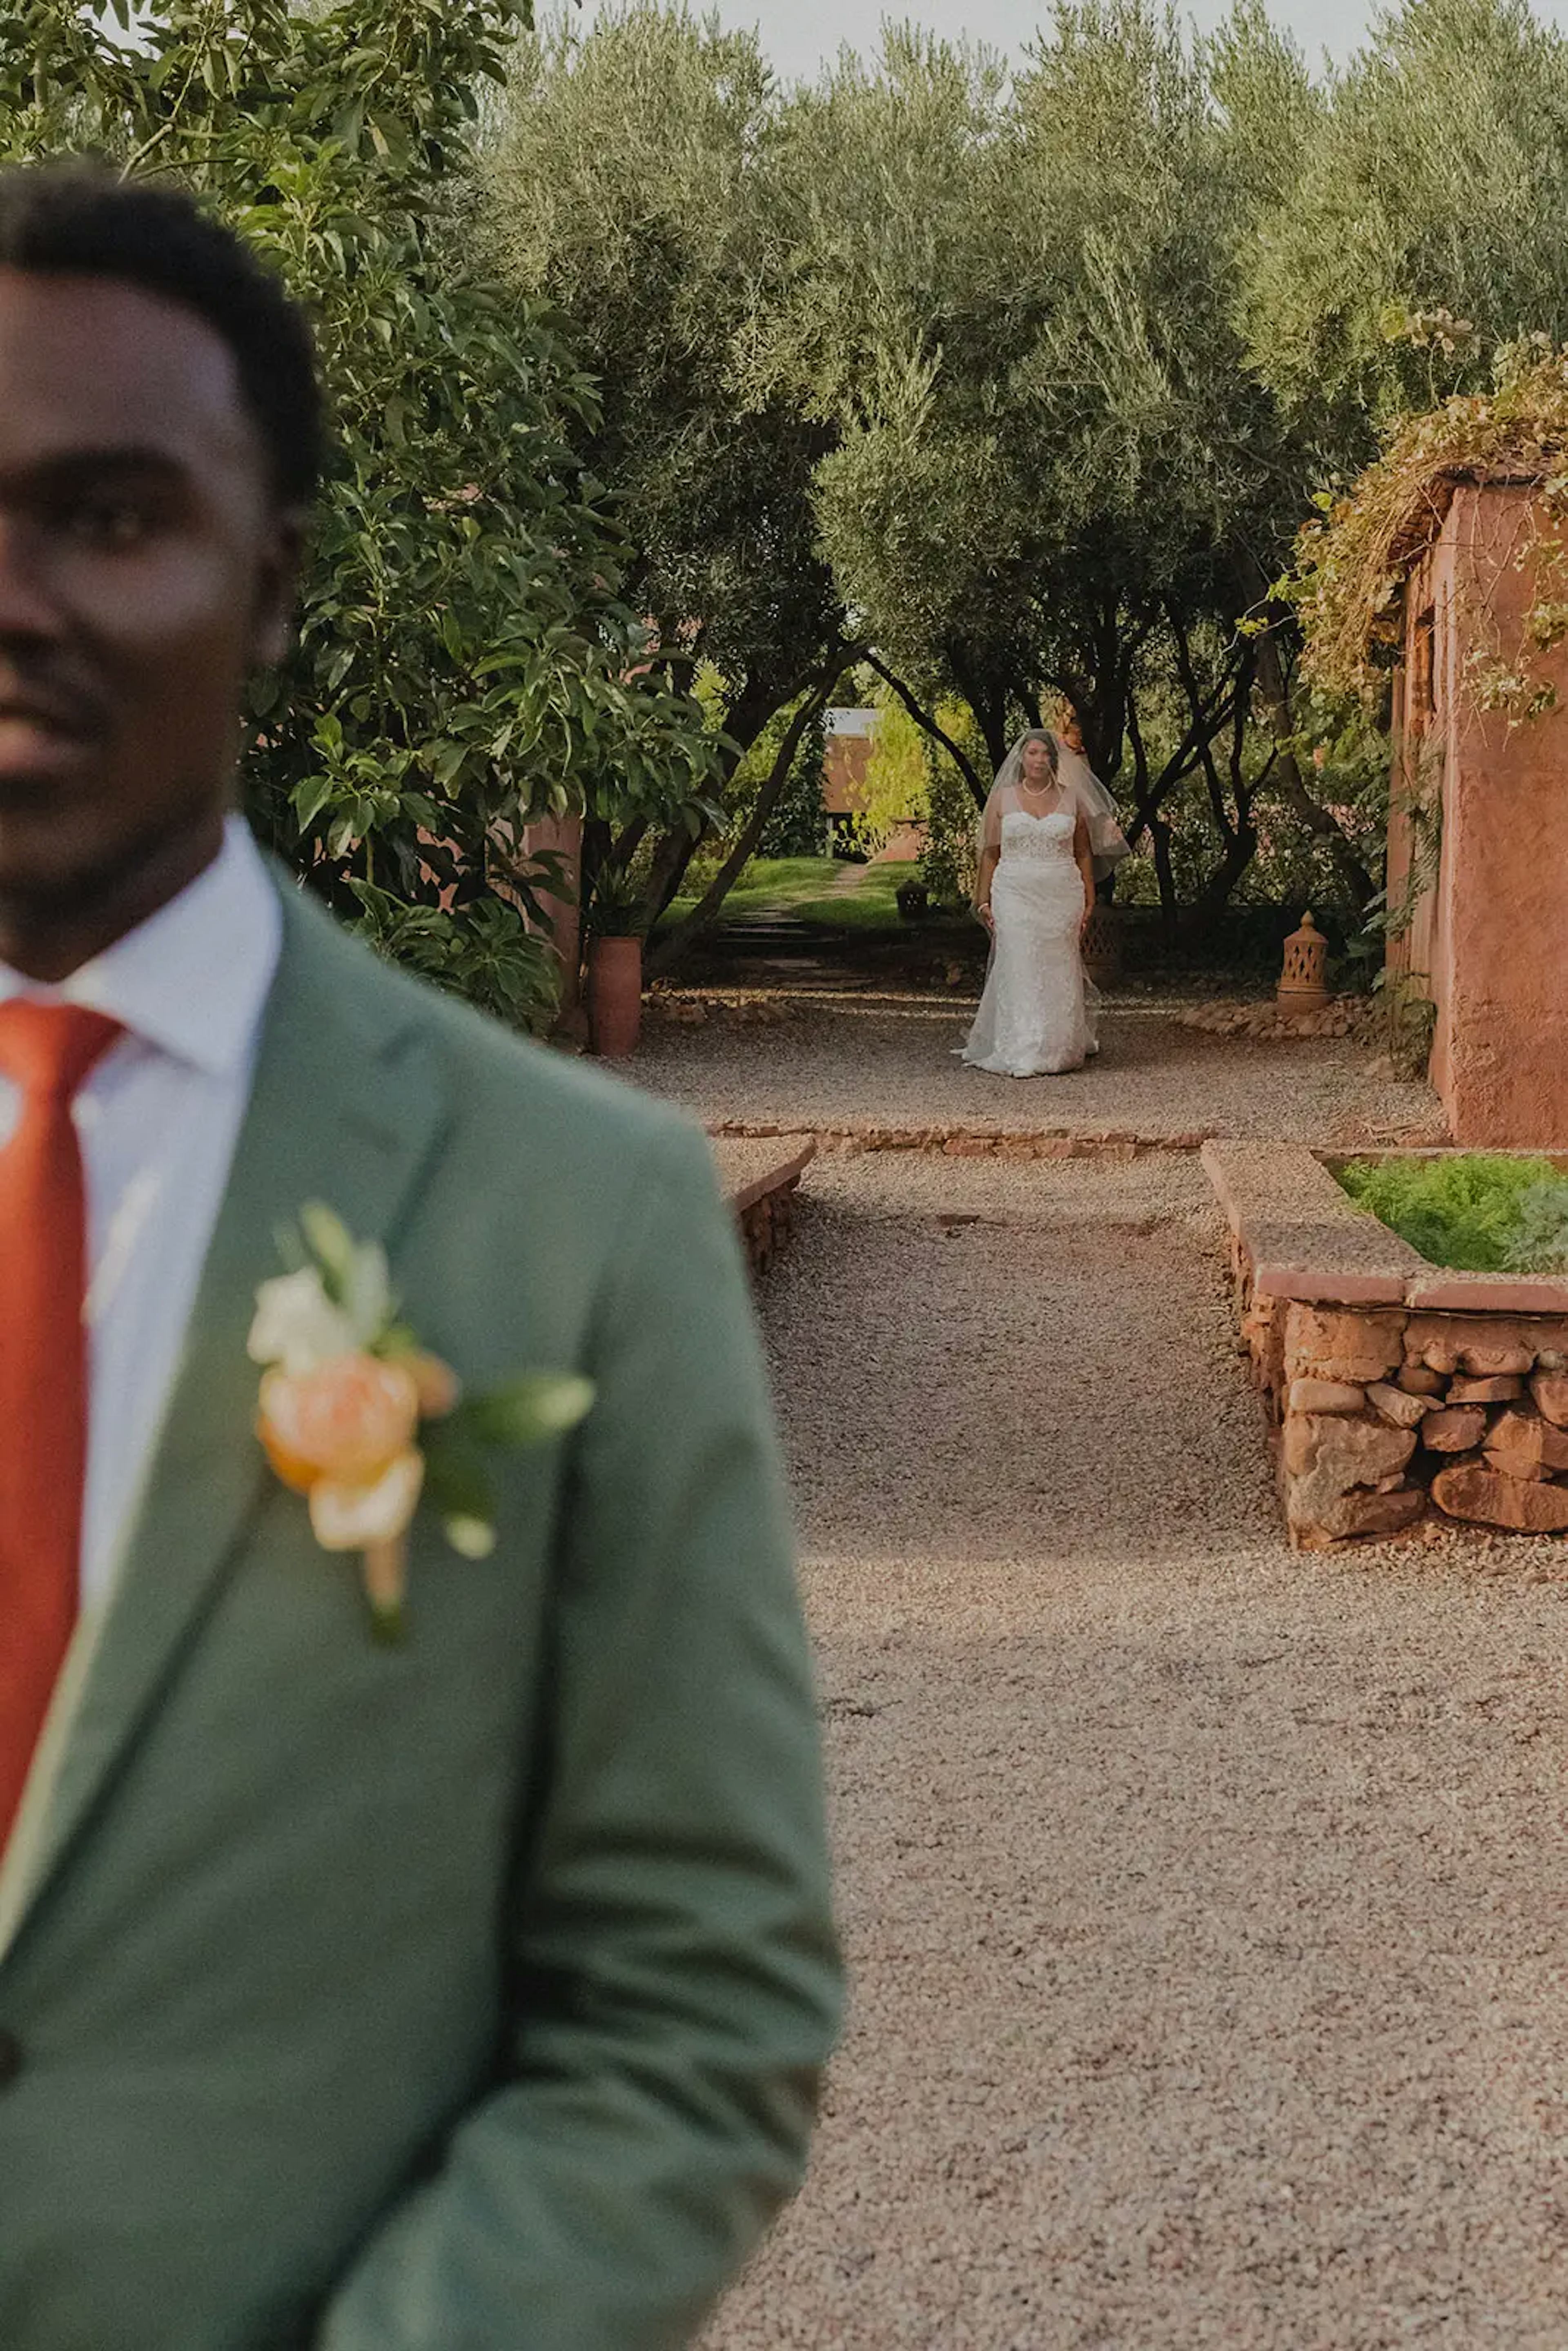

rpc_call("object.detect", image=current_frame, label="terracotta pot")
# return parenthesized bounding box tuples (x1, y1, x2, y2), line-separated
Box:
(1081, 902, 1123, 987)
(588, 934, 643, 1057)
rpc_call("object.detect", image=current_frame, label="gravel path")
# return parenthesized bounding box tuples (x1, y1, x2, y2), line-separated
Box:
(701, 1153, 1568, 2350)
(637, 998, 1443, 1143)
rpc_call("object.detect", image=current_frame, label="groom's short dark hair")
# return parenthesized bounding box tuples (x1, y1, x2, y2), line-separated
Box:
(0, 160, 323, 510)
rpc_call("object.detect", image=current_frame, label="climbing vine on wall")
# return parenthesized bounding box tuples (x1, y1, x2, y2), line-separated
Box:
(1289, 341, 1568, 723)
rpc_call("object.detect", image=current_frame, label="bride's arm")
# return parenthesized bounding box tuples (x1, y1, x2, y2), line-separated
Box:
(974, 843, 999, 934)
(1074, 812, 1095, 938)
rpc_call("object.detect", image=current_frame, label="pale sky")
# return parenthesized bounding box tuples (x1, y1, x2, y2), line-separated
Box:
(572, 0, 1568, 79)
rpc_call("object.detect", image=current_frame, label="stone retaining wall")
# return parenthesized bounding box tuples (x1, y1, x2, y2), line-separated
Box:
(1206, 1140, 1568, 1548)
(709, 1119, 1216, 1159)
(710, 1134, 815, 1279)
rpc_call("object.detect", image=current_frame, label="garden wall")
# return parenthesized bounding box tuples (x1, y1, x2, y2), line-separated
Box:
(1207, 1141, 1568, 1547)
(1391, 483, 1568, 1147)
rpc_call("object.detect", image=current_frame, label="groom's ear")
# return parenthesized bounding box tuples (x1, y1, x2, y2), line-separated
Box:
(249, 509, 307, 670)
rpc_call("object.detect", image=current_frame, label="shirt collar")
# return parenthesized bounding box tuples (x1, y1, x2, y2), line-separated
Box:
(0, 815, 283, 1078)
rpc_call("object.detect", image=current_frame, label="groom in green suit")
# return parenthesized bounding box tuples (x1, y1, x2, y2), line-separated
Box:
(0, 164, 837, 2349)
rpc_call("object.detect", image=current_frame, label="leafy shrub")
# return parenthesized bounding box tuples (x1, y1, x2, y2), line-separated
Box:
(895, 879, 930, 919)
(1338, 1153, 1568, 1270)
(1503, 1173, 1568, 1273)
(2, 0, 718, 1031)
(1291, 342, 1568, 717)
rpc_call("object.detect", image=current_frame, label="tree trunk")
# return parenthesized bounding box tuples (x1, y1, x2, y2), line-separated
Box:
(645, 682, 837, 977)
(861, 652, 984, 804)
(1182, 819, 1258, 937)
(944, 641, 1012, 775)
(643, 670, 801, 926)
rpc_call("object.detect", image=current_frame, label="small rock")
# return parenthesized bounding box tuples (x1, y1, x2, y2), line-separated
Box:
(1367, 1381, 1430, 1429)
(1448, 1374, 1524, 1405)
(1285, 1305, 1406, 1385)
(1532, 1371, 1568, 1426)
(1397, 1365, 1446, 1396)
(1483, 1408, 1568, 1481)
(1421, 1405, 1488, 1452)
(1404, 1317, 1462, 1374)
(1285, 1416, 1417, 1516)
(1293, 1484, 1425, 1546)
(1287, 1379, 1365, 1416)
(1431, 1461, 1568, 1533)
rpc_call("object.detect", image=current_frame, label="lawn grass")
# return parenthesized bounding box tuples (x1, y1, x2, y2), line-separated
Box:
(660, 855, 954, 935)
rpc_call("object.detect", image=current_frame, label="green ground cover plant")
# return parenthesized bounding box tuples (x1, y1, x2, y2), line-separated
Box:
(1339, 1153, 1568, 1271)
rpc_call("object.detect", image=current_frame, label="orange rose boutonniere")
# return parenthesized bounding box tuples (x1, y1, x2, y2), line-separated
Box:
(247, 1204, 592, 1641)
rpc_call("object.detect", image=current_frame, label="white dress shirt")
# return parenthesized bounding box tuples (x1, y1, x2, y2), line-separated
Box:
(0, 817, 281, 1602)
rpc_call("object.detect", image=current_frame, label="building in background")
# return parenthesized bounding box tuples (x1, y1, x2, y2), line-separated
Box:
(822, 707, 877, 851)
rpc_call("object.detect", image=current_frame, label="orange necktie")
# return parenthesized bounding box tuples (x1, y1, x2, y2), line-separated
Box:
(0, 1000, 122, 1848)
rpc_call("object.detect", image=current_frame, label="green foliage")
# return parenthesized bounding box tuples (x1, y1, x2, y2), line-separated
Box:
(1339, 1152, 1568, 1269)
(851, 692, 928, 857)
(1238, 0, 1568, 457)
(584, 862, 648, 938)
(917, 704, 987, 906)
(2, 0, 718, 1028)
(1503, 1172, 1568, 1273)
(755, 705, 829, 859)
(1289, 342, 1568, 708)
(484, 0, 1568, 948)
(487, 7, 844, 804)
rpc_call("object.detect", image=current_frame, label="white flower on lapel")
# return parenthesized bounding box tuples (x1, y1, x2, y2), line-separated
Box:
(247, 1205, 392, 1375)
(247, 1267, 361, 1376)
(251, 1202, 594, 1642)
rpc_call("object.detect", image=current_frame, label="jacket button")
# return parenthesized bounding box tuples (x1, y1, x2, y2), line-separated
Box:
(0, 2028, 22, 2086)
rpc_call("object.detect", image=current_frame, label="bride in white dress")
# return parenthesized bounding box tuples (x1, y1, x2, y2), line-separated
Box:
(960, 728, 1129, 1078)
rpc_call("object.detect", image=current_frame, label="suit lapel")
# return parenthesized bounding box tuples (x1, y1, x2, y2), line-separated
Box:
(0, 882, 449, 1955)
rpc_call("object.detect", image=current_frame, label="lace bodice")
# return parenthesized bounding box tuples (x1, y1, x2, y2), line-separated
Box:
(999, 807, 1077, 862)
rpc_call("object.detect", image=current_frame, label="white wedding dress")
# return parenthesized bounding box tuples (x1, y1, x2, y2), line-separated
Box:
(961, 805, 1096, 1077)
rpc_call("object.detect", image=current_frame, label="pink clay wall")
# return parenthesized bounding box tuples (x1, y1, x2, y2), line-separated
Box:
(520, 812, 584, 1010)
(1393, 484, 1568, 1145)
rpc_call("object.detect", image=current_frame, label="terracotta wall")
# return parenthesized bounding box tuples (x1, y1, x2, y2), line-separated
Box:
(519, 812, 583, 1009)
(1392, 484, 1568, 1145)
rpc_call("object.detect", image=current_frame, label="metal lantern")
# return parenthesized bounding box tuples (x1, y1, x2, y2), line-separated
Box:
(1278, 909, 1330, 1012)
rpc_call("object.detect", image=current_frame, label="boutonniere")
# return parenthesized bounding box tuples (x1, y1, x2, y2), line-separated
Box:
(246, 1203, 592, 1642)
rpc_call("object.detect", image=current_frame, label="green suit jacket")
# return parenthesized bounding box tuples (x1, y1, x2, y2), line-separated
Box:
(0, 881, 839, 2351)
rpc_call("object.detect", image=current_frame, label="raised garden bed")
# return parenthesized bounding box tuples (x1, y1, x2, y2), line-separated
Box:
(710, 1133, 815, 1278)
(1205, 1140, 1568, 1548)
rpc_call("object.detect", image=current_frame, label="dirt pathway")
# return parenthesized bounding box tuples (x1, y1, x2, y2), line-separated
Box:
(702, 1152, 1568, 2351)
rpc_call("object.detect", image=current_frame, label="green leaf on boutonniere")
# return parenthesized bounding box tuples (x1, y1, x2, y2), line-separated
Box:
(299, 1201, 357, 1292)
(464, 1374, 595, 1448)
(421, 1420, 497, 1526)
(444, 1516, 497, 1560)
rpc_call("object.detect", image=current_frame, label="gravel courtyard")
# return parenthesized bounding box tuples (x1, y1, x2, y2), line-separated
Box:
(637, 995, 1444, 1144)
(699, 1151, 1568, 2351)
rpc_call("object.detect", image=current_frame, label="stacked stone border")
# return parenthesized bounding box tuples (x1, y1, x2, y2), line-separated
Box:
(709, 1119, 1218, 1160)
(712, 1135, 816, 1278)
(1205, 1140, 1568, 1547)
